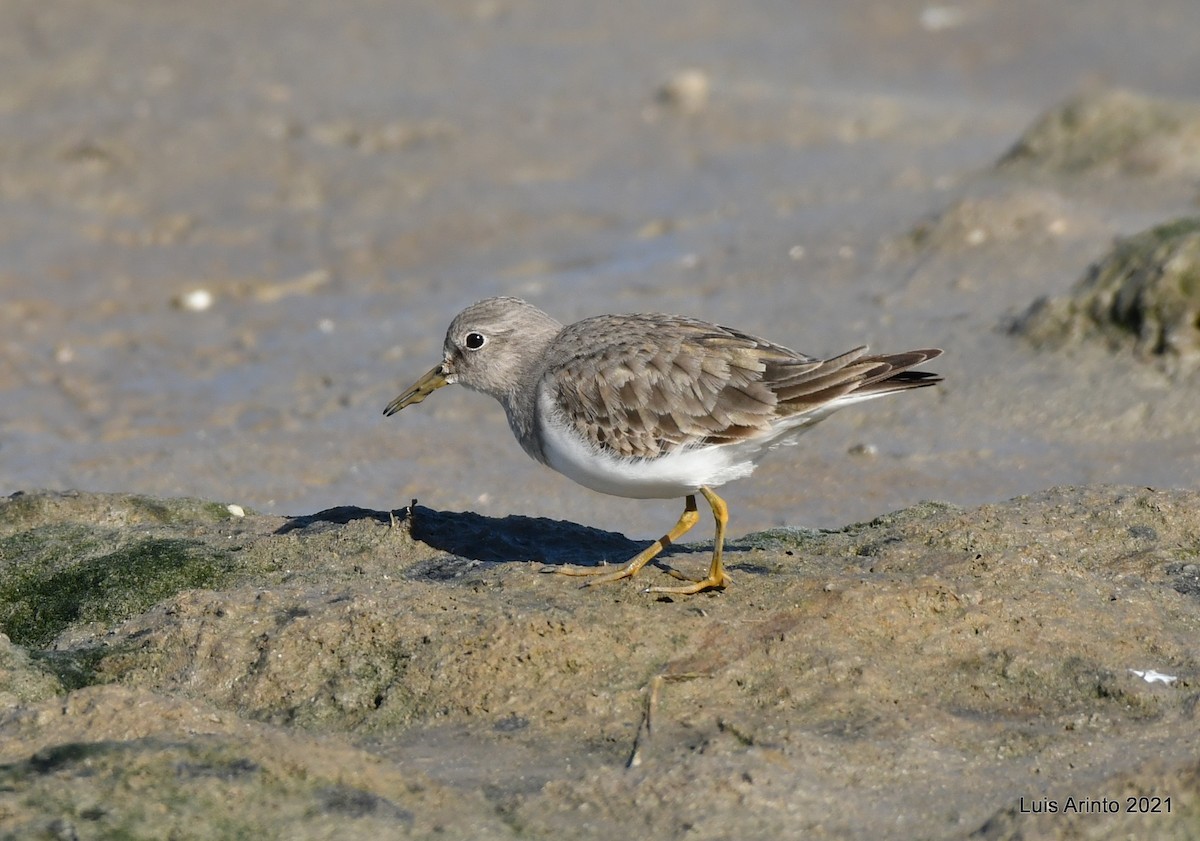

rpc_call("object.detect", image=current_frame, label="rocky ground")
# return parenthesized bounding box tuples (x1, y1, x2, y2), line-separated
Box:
(1, 485, 1198, 839)
(3, 1, 1200, 535)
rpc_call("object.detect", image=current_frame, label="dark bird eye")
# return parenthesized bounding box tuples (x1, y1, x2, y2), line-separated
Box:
(464, 331, 487, 350)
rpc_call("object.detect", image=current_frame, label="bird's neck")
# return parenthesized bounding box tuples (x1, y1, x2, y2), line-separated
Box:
(499, 332, 559, 465)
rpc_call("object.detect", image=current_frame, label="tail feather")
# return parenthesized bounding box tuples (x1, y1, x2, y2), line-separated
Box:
(776, 348, 942, 417)
(853, 349, 943, 396)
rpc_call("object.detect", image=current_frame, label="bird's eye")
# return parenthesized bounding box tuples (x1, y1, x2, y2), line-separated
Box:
(464, 331, 487, 350)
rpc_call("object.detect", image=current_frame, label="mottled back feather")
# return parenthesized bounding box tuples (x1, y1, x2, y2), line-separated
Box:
(544, 313, 942, 459)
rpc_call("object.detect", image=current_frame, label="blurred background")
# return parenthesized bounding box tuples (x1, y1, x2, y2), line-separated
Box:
(2, 0, 1199, 536)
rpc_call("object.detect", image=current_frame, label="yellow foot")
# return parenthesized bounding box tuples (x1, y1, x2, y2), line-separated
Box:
(544, 558, 647, 586)
(541, 494, 701, 587)
(646, 486, 731, 595)
(645, 570, 732, 595)
(538, 486, 733, 596)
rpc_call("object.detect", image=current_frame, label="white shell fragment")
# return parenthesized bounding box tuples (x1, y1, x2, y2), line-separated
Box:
(1128, 669, 1177, 685)
(178, 288, 214, 312)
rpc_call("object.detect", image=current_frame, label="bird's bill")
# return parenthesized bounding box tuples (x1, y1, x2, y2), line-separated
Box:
(383, 363, 449, 416)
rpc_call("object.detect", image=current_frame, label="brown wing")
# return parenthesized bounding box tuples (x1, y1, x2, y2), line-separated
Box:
(547, 313, 943, 459)
(544, 314, 810, 458)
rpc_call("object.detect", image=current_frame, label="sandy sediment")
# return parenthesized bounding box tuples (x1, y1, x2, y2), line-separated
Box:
(2, 486, 1197, 840)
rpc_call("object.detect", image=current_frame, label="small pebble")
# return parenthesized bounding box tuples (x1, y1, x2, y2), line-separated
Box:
(226, 504, 245, 518)
(657, 69, 709, 113)
(919, 5, 967, 31)
(177, 288, 214, 312)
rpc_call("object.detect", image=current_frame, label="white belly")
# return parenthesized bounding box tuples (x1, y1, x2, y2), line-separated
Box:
(536, 391, 760, 499)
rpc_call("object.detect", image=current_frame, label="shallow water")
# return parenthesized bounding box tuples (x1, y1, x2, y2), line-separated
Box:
(2, 0, 1200, 538)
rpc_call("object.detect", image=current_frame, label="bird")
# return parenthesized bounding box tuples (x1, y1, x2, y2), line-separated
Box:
(384, 296, 942, 595)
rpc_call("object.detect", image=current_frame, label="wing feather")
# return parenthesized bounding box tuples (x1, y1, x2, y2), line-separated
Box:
(544, 313, 941, 459)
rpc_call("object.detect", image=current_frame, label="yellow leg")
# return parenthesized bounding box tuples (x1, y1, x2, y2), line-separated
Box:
(551, 495, 701, 586)
(646, 486, 731, 595)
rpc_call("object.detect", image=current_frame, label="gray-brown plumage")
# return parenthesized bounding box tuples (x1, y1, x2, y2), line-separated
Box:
(547, 312, 941, 459)
(384, 296, 942, 595)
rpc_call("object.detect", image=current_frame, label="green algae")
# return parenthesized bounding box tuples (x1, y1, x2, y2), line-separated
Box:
(0, 531, 237, 649)
(1011, 216, 1200, 371)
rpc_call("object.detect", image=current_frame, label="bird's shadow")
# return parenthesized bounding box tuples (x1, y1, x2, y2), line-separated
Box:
(276, 503, 677, 567)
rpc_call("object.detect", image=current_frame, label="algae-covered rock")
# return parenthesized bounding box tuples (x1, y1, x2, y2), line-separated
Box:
(0, 490, 247, 533)
(0, 493, 253, 649)
(0, 634, 62, 708)
(1011, 217, 1200, 373)
(997, 88, 1200, 178)
(2, 488, 1199, 839)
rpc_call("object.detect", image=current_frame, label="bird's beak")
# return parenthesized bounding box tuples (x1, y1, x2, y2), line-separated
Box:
(383, 362, 450, 416)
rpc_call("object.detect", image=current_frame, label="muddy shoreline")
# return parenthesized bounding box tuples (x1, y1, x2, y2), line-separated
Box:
(4, 2, 1200, 837)
(2, 487, 1198, 839)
